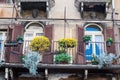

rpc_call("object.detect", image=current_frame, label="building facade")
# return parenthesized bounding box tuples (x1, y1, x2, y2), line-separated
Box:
(0, 0, 120, 80)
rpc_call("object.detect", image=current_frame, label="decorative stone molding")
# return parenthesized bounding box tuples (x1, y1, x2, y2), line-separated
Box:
(49, 0, 55, 8)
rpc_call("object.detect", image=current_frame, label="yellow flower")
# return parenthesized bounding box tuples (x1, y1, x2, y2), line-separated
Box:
(58, 38, 77, 48)
(30, 36, 51, 53)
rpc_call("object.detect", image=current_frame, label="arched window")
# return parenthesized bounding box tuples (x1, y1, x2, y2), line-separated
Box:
(23, 22, 44, 55)
(84, 24, 104, 62)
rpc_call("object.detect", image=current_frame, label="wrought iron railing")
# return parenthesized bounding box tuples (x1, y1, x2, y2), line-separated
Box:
(2, 40, 120, 64)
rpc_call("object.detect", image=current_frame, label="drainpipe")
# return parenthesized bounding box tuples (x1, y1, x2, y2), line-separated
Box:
(64, 7, 66, 38)
(112, 0, 119, 54)
(5, 68, 9, 80)
(51, 40, 54, 53)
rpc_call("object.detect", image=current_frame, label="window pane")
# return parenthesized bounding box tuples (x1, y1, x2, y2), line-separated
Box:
(25, 33, 33, 37)
(36, 33, 43, 36)
(86, 25, 101, 31)
(95, 35, 104, 56)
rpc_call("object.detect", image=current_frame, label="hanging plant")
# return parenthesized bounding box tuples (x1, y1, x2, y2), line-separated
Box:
(23, 51, 40, 75)
(106, 37, 113, 46)
(29, 36, 51, 53)
(83, 35, 91, 45)
(58, 38, 77, 48)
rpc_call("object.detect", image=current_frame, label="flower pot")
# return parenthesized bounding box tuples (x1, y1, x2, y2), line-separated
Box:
(106, 41, 112, 47)
(18, 39, 23, 44)
(84, 41, 89, 45)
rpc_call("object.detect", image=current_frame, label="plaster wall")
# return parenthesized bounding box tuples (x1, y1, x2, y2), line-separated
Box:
(0, 4, 16, 18)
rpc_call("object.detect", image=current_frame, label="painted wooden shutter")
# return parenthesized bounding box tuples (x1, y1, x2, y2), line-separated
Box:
(42, 24, 54, 64)
(5, 27, 13, 62)
(76, 24, 85, 64)
(9, 24, 24, 63)
(104, 27, 116, 53)
(44, 24, 53, 42)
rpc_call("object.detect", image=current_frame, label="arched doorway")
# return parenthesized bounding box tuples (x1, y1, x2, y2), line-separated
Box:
(23, 22, 44, 54)
(84, 23, 104, 62)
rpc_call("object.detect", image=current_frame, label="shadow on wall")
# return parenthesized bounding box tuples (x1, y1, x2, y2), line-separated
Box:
(59, 74, 112, 80)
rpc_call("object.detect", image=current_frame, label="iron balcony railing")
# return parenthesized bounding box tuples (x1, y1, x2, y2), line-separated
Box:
(2, 40, 120, 64)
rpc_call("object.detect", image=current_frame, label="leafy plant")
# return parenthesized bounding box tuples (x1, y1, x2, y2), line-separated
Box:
(58, 38, 77, 48)
(55, 53, 71, 64)
(20, 55, 25, 62)
(23, 51, 40, 75)
(106, 37, 113, 43)
(30, 36, 51, 53)
(91, 54, 99, 65)
(97, 52, 117, 68)
(83, 35, 91, 42)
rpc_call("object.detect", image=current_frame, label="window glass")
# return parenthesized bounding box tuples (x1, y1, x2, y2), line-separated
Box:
(36, 33, 43, 36)
(25, 33, 33, 38)
(86, 25, 101, 31)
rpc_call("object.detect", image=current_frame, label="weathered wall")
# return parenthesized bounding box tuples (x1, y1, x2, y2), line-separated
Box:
(49, 0, 80, 41)
(0, 4, 16, 18)
(115, 0, 120, 20)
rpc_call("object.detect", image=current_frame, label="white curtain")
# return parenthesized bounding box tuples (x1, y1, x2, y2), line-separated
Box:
(95, 35, 104, 56)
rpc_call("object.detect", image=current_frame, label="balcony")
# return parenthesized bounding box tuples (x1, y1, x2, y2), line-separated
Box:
(74, 0, 111, 20)
(19, 0, 55, 19)
(8, 41, 118, 65)
(0, 40, 118, 64)
(0, 40, 120, 78)
(20, 0, 55, 8)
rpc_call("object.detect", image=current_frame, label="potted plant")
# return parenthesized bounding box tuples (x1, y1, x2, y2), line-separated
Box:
(54, 52, 72, 64)
(29, 36, 51, 53)
(58, 38, 77, 48)
(83, 35, 91, 44)
(16, 36, 23, 44)
(91, 54, 99, 65)
(23, 51, 40, 75)
(106, 37, 113, 46)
